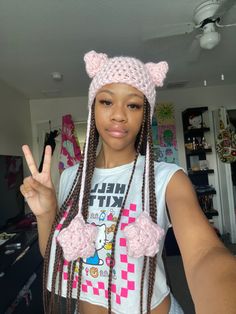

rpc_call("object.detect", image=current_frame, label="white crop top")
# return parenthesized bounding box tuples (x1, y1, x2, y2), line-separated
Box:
(47, 155, 183, 314)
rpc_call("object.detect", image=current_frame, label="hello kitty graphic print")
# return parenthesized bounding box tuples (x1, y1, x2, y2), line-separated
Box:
(81, 202, 137, 305)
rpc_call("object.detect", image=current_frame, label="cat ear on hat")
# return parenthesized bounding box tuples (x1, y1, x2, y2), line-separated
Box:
(145, 61, 169, 87)
(84, 50, 108, 78)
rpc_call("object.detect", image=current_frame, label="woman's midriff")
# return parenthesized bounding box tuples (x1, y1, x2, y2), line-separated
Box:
(79, 294, 171, 314)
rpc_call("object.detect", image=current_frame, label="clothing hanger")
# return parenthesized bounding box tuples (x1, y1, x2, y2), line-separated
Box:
(48, 120, 61, 135)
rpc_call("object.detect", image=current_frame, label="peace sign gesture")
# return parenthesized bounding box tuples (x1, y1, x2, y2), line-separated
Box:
(20, 145, 57, 217)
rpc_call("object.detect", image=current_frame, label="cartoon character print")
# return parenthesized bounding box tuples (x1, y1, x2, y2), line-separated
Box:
(83, 224, 107, 266)
(188, 114, 202, 129)
(99, 210, 106, 221)
(107, 209, 118, 222)
(78, 203, 138, 306)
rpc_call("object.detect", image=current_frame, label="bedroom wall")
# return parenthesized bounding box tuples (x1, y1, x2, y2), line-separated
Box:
(0, 79, 32, 158)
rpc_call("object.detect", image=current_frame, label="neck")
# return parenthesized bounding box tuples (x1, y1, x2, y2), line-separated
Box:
(96, 145, 137, 169)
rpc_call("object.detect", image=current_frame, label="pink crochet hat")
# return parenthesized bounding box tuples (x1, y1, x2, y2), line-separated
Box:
(57, 51, 168, 261)
(84, 50, 168, 117)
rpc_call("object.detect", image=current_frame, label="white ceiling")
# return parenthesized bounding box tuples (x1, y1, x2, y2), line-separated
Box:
(0, 0, 236, 99)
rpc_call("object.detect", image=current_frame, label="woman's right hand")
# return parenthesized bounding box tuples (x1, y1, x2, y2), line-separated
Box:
(20, 145, 57, 217)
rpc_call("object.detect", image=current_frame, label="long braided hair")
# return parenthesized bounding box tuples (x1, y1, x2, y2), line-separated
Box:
(43, 97, 158, 314)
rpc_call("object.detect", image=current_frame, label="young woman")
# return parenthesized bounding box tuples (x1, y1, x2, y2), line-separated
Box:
(21, 50, 236, 314)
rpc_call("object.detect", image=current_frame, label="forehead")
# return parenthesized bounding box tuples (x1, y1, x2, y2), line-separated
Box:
(96, 83, 144, 99)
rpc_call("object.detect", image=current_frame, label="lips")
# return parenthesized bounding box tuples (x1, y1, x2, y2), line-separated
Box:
(106, 127, 128, 138)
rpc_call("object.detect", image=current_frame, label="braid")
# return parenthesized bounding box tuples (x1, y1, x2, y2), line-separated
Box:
(140, 256, 148, 313)
(55, 159, 85, 313)
(66, 261, 73, 313)
(107, 99, 147, 314)
(43, 149, 85, 312)
(56, 255, 64, 309)
(76, 103, 99, 312)
(48, 245, 63, 313)
(43, 102, 99, 314)
(146, 102, 158, 314)
(43, 155, 84, 314)
(139, 122, 148, 313)
(76, 258, 84, 312)
(81, 104, 99, 220)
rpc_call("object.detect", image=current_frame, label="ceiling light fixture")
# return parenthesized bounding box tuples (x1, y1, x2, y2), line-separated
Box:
(51, 71, 63, 81)
(199, 22, 221, 50)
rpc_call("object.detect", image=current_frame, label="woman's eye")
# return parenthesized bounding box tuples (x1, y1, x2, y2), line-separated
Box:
(128, 104, 142, 110)
(100, 100, 112, 106)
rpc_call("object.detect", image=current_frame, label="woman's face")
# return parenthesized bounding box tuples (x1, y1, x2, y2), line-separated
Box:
(94, 83, 145, 153)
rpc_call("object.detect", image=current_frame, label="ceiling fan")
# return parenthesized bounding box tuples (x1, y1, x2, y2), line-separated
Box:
(142, 0, 236, 54)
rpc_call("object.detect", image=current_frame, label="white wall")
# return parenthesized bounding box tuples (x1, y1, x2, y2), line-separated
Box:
(0, 80, 32, 216)
(0, 79, 32, 158)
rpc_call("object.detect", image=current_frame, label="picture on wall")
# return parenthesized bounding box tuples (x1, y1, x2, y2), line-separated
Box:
(152, 103, 179, 164)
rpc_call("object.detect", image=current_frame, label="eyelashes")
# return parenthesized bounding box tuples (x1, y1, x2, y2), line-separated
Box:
(98, 99, 143, 111)
(127, 104, 143, 110)
(99, 99, 112, 106)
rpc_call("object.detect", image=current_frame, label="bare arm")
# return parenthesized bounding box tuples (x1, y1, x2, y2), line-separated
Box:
(20, 145, 57, 256)
(36, 209, 56, 256)
(166, 170, 236, 314)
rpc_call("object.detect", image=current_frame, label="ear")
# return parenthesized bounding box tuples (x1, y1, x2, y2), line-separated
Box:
(84, 50, 108, 78)
(145, 61, 169, 87)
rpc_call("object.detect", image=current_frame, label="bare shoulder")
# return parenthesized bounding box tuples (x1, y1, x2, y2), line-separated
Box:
(166, 168, 200, 210)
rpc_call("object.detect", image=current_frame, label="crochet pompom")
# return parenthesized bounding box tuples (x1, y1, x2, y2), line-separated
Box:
(84, 50, 108, 78)
(145, 61, 169, 87)
(57, 215, 98, 261)
(123, 212, 164, 258)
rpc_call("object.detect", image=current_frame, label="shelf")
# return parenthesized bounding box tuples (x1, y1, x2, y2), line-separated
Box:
(196, 190, 216, 196)
(204, 210, 219, 219)
(182, 107, 208, 115)
(195, 185, 216, 195)
(186, 148, 212, 155)
(182, 107, 219, 224)
(188, 169, 214, 175)
(184, 127, 210, 135)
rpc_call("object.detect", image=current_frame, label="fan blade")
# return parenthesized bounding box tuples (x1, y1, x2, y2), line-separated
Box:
(142, 22, 195, 41)
(187, 35, 202, 63)
(213, 0, 236, 18)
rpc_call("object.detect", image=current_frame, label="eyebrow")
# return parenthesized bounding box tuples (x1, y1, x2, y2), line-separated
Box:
(97, 89, 144, 100)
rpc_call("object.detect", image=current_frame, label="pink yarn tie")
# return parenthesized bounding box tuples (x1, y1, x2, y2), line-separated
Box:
(123, 212, 164, 258)
(57, 215, 98, 261)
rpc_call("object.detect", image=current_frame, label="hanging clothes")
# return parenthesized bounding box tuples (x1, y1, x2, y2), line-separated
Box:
(59, 114, 82, 173)
(39, 129, 59, 172)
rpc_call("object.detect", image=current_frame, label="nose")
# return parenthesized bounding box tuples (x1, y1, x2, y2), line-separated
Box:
(111, 103, 127, 122)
